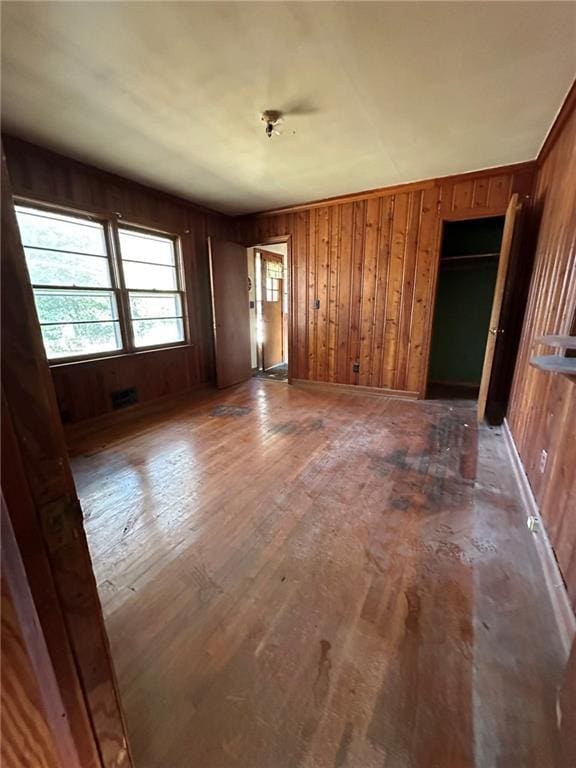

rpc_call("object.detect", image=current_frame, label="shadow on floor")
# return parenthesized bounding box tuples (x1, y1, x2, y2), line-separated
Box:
(427, 382, 479, 400)
(254, 363, 288, 382)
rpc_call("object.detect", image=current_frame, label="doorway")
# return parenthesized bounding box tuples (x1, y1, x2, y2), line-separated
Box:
(428, 216, 505, 401)
(248, 242, 289, 382)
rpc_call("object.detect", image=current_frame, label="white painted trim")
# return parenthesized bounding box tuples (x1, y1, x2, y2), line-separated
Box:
(503, 418, 575, 656)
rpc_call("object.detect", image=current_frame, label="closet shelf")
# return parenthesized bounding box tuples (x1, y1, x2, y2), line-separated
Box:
(441, 252, 499, 262)
(535, 335, 576, 349)
(529, 355, 576, 376)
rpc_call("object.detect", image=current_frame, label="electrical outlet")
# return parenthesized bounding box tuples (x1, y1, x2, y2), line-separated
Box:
(352, 362, 360, 373)
(539, 449, 548, 474)
(527, 515, 538, 533)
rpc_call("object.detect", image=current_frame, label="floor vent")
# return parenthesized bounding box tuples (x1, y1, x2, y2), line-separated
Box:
(111, 387, 138, 409)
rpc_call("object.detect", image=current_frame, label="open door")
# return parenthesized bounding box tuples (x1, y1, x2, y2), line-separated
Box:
(260, 250, 284, 370)
(208, 238, 252, 389)
(477, 193, 522, 422)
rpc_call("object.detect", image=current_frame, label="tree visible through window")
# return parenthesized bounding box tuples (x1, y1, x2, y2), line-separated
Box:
(118, 228, 184, 349)
(15, 205, 187, 361)
(15, 206, 121, 359)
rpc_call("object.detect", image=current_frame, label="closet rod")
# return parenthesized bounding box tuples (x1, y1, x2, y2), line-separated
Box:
(442, 252, 499, 263)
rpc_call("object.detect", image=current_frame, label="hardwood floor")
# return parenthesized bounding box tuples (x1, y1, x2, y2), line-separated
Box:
(70, 380, 566, 768)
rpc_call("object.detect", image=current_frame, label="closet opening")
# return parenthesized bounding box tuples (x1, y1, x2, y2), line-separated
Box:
(427, 216, 505, 403)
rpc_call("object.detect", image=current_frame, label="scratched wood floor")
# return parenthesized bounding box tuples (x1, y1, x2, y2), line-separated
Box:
(70, 380, 566, 768)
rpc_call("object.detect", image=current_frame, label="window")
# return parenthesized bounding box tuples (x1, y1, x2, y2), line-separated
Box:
(265, 259, 282, 302)
(266, 277, 280, 302)
(15, 204, 186, 361)
(118, 228, 184, 349)
(15, 206, 122, 360)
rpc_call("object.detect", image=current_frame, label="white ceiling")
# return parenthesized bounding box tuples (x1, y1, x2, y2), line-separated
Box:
(2, 2, 575, 215)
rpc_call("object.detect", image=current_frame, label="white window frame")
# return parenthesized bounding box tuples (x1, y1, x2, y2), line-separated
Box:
(15, 199, 189, 364)
(114, 223, 187, 353)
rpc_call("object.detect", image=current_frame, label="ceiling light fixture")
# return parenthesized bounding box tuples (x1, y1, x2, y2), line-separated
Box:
(261, 110, 283, 138)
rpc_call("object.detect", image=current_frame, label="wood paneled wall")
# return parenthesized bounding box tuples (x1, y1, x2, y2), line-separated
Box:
(508, 84, 576, 609)
(3, 136, 233, 423)
(2, 149, 130, 766)
(237, 165, 535, 395)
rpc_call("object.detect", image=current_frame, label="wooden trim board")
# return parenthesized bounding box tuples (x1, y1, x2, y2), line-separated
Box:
(250, 235, 293, 384)
(503, 418, 575, 656)
(247, 161, 536, 218)
(291, 379, 419, 400)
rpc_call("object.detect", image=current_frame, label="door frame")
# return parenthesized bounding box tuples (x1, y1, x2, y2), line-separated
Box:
(1, 149, 133, 768)
(249, 235, 293, 383)
(421, 207, 512, 401)
(258, 249, 285, 372)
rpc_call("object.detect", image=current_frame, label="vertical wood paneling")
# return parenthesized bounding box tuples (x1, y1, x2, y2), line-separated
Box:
(349, 201, 366, 384)
(295, 211, 308, 379)
(409, 186, 442, 394)
(327, 206, 340, 383)
(358, 197, 380, 386)
(316, 207, 330, 381)
(508, 87, 576, 608)
(3, 136, 232, 423)
(374, 197, 394, 388)
(452, 180, 473, 212)
(383, 193, 409, 389)
(472, 177, 489, 208)
(307, 208, 318, 380)
(2, 152, 131, 766)
(336, 203, 354, 384)
(396, 190, 422, 390)
(239, 164, 535, 395)
(4, 138, 538, 411)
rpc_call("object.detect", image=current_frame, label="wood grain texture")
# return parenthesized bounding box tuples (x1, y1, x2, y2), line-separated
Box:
(1, 149, 131, 768)
(477, 194, 521, 422)
(1, 500, 77, 768)
(209, 239, 252, 388)
(3, 135, 234, 423)
(559, 638, 576, 766)
(1, 393, 102, 768)
(238, 166, 535, 396)
(70, 379, 565, 768)
(507, 82, 576, 610)
(2, 575, 63, 768)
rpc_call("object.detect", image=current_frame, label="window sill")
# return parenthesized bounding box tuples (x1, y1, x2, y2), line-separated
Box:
(49, 342, 194, 369)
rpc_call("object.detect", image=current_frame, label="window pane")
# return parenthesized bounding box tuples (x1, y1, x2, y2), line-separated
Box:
(25, 248, 111, 288)
(34, 289, 118, 324)
(132, 318, 184, 348)
(266, 261, 282, 279)
(129, 292, 182, 320)
(123, 261, 177, 290)
(15, 207, 106, 255)
(118, 229, 175, 266)
(41, 321, 122, 360)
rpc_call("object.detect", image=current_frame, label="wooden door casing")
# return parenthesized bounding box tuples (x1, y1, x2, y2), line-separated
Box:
(477, 193, 522, 421)
(1, 147, 132, 768)
(260, 250, 284, 370)
(209, 238, 252, 389)
(1, 499, 81, 768)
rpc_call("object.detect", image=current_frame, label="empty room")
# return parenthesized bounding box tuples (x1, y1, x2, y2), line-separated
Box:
(1, 2, 576, 767)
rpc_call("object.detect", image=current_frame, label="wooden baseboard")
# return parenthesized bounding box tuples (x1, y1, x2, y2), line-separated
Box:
(428, 379, 480, 388)
(291, 379, 419, 400)
(503, 418, 575, 656)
